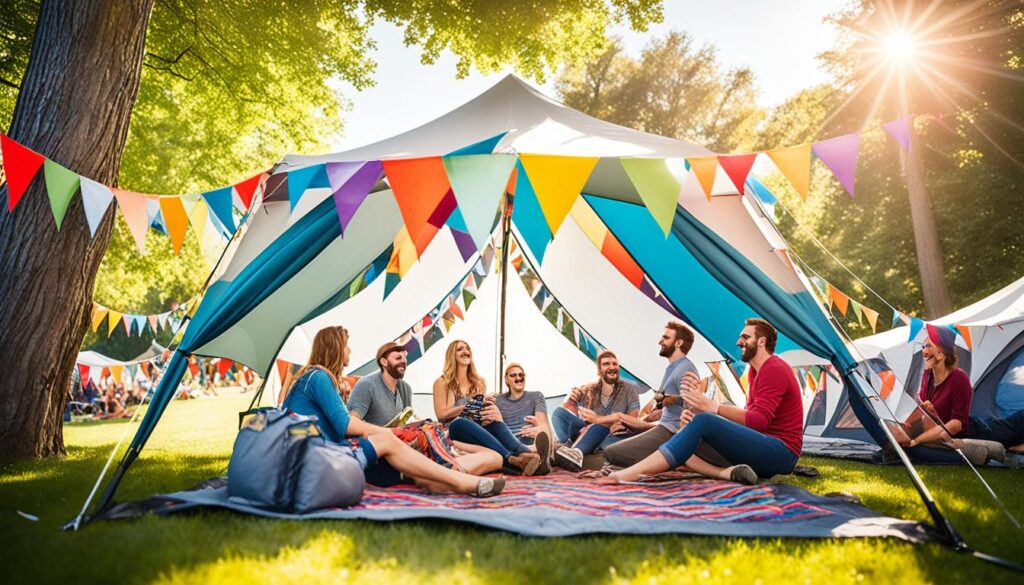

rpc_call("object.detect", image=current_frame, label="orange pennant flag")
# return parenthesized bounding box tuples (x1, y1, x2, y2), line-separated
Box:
(687, 156, 719, 201)
(113, 189, 151, 254)
(383, 157, 451, 253)
(159, 196, 190, 255)
(766, 144, 812, 200)
(90, 306, 109, 332)
(827, 284, 850, 315)
(863, 306, 880, 333)
(955, 324, 973, 350)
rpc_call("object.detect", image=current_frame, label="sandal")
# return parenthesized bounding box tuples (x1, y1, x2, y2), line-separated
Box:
(472, 476, 506, 498)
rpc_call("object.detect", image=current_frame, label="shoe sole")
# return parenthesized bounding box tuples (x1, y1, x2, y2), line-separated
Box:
(473, 476, 506, 497)
(553, 451, 583, 473)
(535, 432, 552, 475)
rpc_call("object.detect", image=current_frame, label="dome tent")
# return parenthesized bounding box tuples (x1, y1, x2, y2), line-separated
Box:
(75, 75, 963, 552)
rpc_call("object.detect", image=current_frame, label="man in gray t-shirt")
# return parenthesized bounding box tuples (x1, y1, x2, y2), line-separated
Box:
(495, 390, 547, 437)
(348, 342, 413, 426)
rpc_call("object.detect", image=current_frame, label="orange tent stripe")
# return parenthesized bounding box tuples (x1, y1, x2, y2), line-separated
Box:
(601, 234, 644, 288)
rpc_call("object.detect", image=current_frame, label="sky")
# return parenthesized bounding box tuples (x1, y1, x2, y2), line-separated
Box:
(330, 0, 847, 152)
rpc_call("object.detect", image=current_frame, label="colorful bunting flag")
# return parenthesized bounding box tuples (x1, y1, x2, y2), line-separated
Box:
(384, 157, 452, 254)
(90, 306, 108, 332)
(619, 157, 681, 235)
(812, 133, 860, 198)
(113, 189, 150, 254)
(42, 159, 80, 228)
(329, 160, 382, 236)
(718, 153, 758, 194)
(955, 324, 973, 350)
(686, 156, 719, 201)
(202, 186, 236, 236)
(443, 154, 516, 249)
(286, 164, 326, 211)
(827, 284, 850, 315)
(883, 116, 912, 151)
(908, 317, 925, 342)
(766, 144, 812, 200)
(233, 172, 265, 211)
(0, 134, 45, 211)
(159, 196, 190, 255)
(79, 177, 114, 236)
(863, 306, 880, 333)
(518, 154, 598, 236)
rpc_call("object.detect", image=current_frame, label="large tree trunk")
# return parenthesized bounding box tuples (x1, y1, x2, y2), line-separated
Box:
(0, 0, 155, 460)
(906, 128, 953, 318)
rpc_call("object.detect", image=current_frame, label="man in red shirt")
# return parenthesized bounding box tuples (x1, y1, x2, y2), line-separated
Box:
(595, 318, 803, 485)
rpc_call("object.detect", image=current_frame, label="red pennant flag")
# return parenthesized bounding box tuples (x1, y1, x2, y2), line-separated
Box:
(717, 153, 758, 194)
(1, 134, 46, 211)
(234, 172, 265, 210)
(77, 364, 91, 383)
(276, 359, 291, 383)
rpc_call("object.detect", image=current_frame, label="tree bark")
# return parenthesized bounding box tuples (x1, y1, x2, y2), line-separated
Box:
(906, 127, 953, 318)
(0, 0, 155, 460)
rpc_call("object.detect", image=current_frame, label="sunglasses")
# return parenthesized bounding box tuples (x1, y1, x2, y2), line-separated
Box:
(507, 373, 525, 379)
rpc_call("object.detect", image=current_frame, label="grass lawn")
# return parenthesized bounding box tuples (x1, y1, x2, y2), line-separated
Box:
(2, 388, 1023, 585)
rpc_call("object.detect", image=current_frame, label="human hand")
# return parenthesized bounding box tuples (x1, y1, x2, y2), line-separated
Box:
(578, 407, 597, 423)
(482, 394, 496, 405)
(681, 376, 717, 414)
(568, 387, 584, 403)
(480, 404, 503, 424)
(518, 425, 541, 438)
(680, 409, 695, 427)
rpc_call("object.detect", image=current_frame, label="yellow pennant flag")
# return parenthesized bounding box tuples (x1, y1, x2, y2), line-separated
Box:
(687, 156, 719, 201)
(159, 196, 190, 255)
(90, 306, 109, 332)
(766, 144, 812, 200)
(519, 154, 599, 236)
(569, 198, 608, 249)
(863, 306, 880, 333)
(110, 365, 124, 383)
(188, 197, 210, 250)
(106, 310, 123, 335)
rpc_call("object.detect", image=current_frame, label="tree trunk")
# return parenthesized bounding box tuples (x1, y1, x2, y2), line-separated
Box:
(0, 0, 155, 460)
(906, 127, 953, 318)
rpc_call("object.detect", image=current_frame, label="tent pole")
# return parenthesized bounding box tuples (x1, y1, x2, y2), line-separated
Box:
(497, 190, 513, 388)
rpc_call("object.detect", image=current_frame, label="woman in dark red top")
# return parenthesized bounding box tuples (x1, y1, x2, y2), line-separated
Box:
(904, 325, 973, 464)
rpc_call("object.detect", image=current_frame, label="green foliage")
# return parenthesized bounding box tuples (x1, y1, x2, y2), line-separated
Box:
(556, 31, 763, 152)
(1, 391, 1022, 584)
(0, 0, 662, 356)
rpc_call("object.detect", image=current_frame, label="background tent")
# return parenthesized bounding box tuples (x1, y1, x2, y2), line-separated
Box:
(82, 75, 956, 543)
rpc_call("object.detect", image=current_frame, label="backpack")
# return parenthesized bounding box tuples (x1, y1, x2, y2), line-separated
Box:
(227, 408, 365, 512)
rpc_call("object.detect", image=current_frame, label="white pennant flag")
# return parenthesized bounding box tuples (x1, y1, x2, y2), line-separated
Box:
(79, 177, 114, 236)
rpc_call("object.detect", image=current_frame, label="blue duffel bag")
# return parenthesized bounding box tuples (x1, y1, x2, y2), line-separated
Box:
(227, 408, 365, 512)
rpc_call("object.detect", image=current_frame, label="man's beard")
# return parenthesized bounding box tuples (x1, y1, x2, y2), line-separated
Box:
(658, 343, 673, 358)
(740, 342, 757, 363)
(601, 371, 619, 385)
(386, 363, 406, 379)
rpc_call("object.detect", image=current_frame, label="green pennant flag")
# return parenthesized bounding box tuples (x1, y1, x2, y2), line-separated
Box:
(619, 158, 680, 237)
(43, 159, 81, 229)
(850, 299, 864, 325)
(462, 288, 476, 310)
(561, 314, 576, 344)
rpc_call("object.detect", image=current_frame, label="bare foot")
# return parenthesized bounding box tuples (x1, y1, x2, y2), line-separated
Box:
(1008, 444, 1024, 453)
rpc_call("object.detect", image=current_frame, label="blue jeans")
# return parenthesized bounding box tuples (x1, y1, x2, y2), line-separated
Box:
(971, 412, 1024, 447)
(448, 417, 529, 462)
(905, 444, 963, 464)
(551, 407, 622, 454)
(657, 413, 798, 478)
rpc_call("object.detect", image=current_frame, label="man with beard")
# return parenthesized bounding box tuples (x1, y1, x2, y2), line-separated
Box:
(601, 321, 702, 468)
(348, 342, 414, 426)
(591, 318, 803, 486)
(550, 351, 641, 471)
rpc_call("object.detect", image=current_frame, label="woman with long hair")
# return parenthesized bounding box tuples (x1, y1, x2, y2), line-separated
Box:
(281, 327, 504, 497)
(432, 340, 550, 475)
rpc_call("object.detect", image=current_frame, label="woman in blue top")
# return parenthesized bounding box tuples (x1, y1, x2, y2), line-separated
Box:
(281, 326, 504, 497)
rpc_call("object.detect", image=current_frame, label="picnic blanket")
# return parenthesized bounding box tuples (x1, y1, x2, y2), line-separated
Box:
(136, 470, 933, 541)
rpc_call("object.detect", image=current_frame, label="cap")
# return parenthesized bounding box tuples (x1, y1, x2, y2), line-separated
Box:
(925, 323, 956, 355)
(376, 342, 404, 364)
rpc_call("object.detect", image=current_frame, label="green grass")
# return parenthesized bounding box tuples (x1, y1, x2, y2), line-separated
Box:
(2, 389, 1023, 584)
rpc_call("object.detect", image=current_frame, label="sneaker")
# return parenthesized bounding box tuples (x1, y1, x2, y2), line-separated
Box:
(534, 431, 552, 475)
(553, 445, 584, 472)
(472, 476, 506, 498)
(728, 464, 758, 485)
(508, 452, 541, 476)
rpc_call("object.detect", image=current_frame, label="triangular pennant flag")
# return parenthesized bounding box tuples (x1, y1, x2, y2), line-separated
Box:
(883, 116, 912, 151)
(812, 133, 860, 198)
(383, 157, 451, 252)
(112, 189, 150, 254)
(126, 364, 139, 381)
(518, 154, 598, 235)
(187, 197, 209, 249)
(510, 159, 552, 264)
(234, 172, 265, 210)
(79, 177, 114, 236)
(907, 317, 925, 342)
(863, 306, 880, 333)
(77, 364, 91, 384)
(443, 154, 516, 249)
(850, 299, 864, 325)
(383, 272, 401, 300)
(601, 233, 644, 288)
(718, 153, 758, 194)
(122, 314, 133, 335)
(275, 359, 291, 383)
(148, 314, 159, 332)
(462, 288, 476, 310)
(0, 134, 45, 211)
(105, 310, 122, 335)
(619, 157, 681, 235)
(893, 310, 905, 328)
(423, 324, 445, 352)
(133, 315, 146, 335)
(827, 284, 850, 315)
(201, 186, 236, 235)
(159, 196, 190, 255)
(955, 324, 973, 350)
(766, 144, 812, 200)
(110, 365, 124, 383)
(686, 156, 719, 201)
(90, 306, 108, 332)
(42, 159, 80, 228)
(216, 358, 233, 377)
(329, 161, 382, 235)
(286, 164, 326, 211)
(449, 301, 464, 320)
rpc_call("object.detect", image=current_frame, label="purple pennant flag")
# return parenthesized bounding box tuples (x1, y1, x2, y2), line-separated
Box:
(812, 132, 860, 198)
(450, 228, 477, 262)
(329, 161, 382, 235)
(882, 116, 912, 151)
